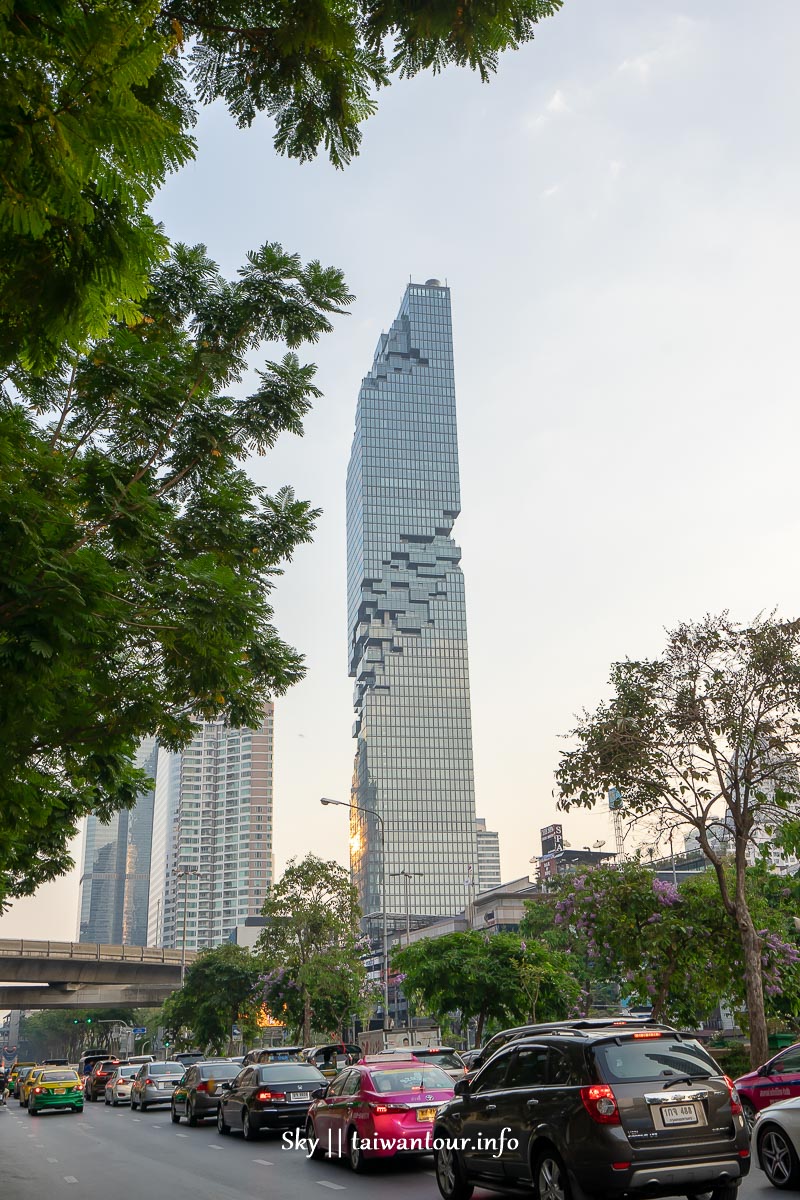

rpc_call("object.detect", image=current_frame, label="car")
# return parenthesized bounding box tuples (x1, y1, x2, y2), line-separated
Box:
(168, 1051, 205, 1068)
(20, 1068, 43, 1107)
(28, 1068, 84, 1116)
(374, 1047, 467, 1081)
(85, 1058, 121, 1100)
(735, 1042, 800, 1129)
(303, 1044, 362, 1078)
(104, 1064, 140, 1106)
(305, 1056, 455, 1171)
(10, 1062, 37, 1098)
(217, 1061, 327, 1141)
(130, 1060, 184, 1110)
(752, 1093, 800, 1189)
(242, 1045, 305, 1066)
(459, 1050, 481, 1070)
(16, 1066, 40, 1105)
(171, 1060, 241, 1125)
(468, 1016, 663, 1073)
(431, 1023, 750, 1200)
(77, 1050, 111, 1084)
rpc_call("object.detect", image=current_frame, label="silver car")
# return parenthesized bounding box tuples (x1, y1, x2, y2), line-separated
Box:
(129, 1061, 184, 1111)
(104, 1064, 139, 1106)
(754, 1093, 800, 1188)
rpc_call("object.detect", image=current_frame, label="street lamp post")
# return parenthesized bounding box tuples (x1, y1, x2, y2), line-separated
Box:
(390, 869, 423, 946)
(175, 865, 199, 984)
(320, 797, 389, 1034)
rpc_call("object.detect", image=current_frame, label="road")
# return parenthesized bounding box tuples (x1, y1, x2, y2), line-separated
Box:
(0, 1099, 781, 1200)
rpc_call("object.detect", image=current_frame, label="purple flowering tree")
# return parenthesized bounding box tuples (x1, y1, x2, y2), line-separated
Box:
(556, 613, 800, 1065)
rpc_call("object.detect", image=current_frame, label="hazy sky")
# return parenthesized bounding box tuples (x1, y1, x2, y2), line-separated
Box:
(5, 0, 800, 940)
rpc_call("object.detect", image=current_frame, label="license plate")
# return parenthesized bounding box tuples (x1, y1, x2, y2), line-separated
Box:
(292, 1092, 310, 1101)
(661, 1104, 698, 1126)
(417, 1108, 436, 1122)
(54, 1089, 65, 1095)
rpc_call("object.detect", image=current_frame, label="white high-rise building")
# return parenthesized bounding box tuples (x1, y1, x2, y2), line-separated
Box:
(146, 705, 275, 950)
(475, 817, 502, 892)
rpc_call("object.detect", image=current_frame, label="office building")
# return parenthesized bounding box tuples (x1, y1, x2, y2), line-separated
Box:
(475, 817, 501, 892)
(346, 279, 478, 932)
(77, 736, 158, 945)
(146, 706, 275, 951)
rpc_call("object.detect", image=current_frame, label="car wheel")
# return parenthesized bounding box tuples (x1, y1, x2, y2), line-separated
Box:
(304, 1118, 326, 1160)
(741, 1099, 757, 1132)
(242, 1108, 259, 1141)
(759, 1125, 800, 1189)
(130, 1096, 138, 1111)
(434, 1140, 473, 1200)
(187, 1099, 198, 1128)
(217, 1104, 230, 1136)
(28, 1107, 37, 1117)
(140, 1101, 148, 1112)
(534, 1148, 572, 1200)
(171, 1103, 181, 1125)
(348, 1127, 368, 1173)
(112, 1098, 119, 1107)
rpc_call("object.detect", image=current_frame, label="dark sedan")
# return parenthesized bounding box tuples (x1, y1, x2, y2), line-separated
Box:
(85, 1059, 121, 1101)
(217, 1062, 326, 1141)
(171, 1060, 241, 1125)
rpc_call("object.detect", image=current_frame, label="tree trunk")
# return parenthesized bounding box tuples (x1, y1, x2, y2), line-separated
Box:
(738, 904, 769, 1067)
(475, 1009, 486, 1046)
(303, 989, 312, 1048)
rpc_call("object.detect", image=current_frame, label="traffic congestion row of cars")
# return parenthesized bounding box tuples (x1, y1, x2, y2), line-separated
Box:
(12, 1022, 800, 1196)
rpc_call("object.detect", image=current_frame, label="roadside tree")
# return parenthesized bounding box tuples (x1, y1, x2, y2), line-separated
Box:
(256, 855, 368, 1045)
(161, 943, 263, 1054)
(0, 243, 346, 908)
(555, 612, 800, 1065)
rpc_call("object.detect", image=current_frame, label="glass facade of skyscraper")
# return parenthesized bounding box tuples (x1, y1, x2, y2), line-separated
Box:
(77, 736, 157, 945)
(346, 280, 478, 931)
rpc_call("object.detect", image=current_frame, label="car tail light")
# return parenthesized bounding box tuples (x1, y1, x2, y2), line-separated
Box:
(34, 1087, 42, 1094)
(145, 1078, 154, 1086)
(256, 1091, 286, 1102)
(632, 1031, 662, 1039)
(580, 1084, 620, 1124)
(196, 1083, 208, 1092)
(724, 1076, 743, 1117)
(370, 1102, 410, 1114)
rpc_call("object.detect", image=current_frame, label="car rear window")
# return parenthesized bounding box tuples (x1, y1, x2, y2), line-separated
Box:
(201, 1064, 239, 1080)
(261, 1051, 303, 1062)
(41, 1071, 79, 1083)
(370, 1066, 454, 1093)
(594, 1037, 720, 1083)
(258, 1066, 325, 1083)
(417, 1051, 463, 1071)
(118, 1067, 139, 1078)
(147, 1063, 174, 1075)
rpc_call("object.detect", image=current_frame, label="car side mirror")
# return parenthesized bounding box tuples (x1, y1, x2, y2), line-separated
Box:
(311, 1086, 328, 1099)
(453, 1078, 470, 1097)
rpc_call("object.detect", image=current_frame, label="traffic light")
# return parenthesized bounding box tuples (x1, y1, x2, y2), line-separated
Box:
(73, 1019, 80, 1025)
(86, 1017, 92, 1025)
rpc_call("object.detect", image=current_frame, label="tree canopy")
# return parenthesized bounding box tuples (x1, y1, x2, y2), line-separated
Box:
(1, 0, 562, 368)
(555, 612, 800, 1065)
(0, 243, 348, 907)
(256, 855, 371, 1044)
(161, 943, 264, 1054)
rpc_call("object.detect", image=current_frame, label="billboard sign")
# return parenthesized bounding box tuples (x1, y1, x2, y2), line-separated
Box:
(540, 824, 563, 857)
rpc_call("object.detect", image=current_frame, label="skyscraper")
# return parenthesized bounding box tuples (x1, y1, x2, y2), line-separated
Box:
(475, 817, 502, 892)
(146, 706, 275, 950)
(347, 279, 478, 931)
(77, 736, 158, 945)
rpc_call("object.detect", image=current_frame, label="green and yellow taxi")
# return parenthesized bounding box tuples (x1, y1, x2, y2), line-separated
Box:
(9, 1061, 36, 1097)
(20, 1068, 43, 1107)
(28, 1068, 84, 1115)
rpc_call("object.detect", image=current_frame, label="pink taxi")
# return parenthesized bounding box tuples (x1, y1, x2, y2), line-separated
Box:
(736, 1042, 800, 1128)
(304, 1055, 454, 1171)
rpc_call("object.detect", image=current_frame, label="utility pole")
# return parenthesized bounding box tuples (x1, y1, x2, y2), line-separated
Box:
(176, 865, 200, 984)
(390, 869, 423, 946)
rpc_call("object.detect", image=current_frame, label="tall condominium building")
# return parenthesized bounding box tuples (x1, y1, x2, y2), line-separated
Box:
(346, 279, 478, 931)
(146, 706, 275, 951)
(475, 817, 502, 892)
(77, 737, 158, 945)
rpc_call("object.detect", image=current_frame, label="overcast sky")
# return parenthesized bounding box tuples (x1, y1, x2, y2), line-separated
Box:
(4, 0, 800, 941)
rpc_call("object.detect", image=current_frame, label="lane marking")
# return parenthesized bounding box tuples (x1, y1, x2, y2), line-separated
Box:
(208, 1144, 221, 1150)
(152, 1124, 161, 1128)
(252, 1158, 273, 1165)
(132, 1118, 141, 1122)
(317, 1184, 346, 1192)
(63, 1177, 78, 1185)
(175, 1132, 189, 1137)
(47, 1158, 58, 1163)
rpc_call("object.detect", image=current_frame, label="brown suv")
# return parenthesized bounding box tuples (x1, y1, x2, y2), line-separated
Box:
(433, 1022, 751, 1200)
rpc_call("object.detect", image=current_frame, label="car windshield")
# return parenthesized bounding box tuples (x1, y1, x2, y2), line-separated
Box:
(261, 1051, 303, 1061)
(201, 1064, 239, 1080)
(258, 1066, 324, 1083)
(370, 1066, 453, 1093)
(416, 1051, 463, 1070)
(41, 1071, 79, 1083)
(594, 1038, 719, 1083)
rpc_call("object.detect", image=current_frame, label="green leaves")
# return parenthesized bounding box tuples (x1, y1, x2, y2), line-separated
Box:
(163, 945, 264, 1054)
(0, 243, 348, 907)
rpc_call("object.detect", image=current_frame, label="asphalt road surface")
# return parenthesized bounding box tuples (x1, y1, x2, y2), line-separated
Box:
(0, 1099, 782, 1200)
